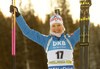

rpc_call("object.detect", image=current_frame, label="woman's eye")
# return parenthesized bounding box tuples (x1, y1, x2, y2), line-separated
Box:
(52, 25, 55, 27)
(58, 24, 61, 26)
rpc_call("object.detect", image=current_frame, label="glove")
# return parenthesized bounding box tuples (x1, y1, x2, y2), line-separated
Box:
(10, 5, 20, 17)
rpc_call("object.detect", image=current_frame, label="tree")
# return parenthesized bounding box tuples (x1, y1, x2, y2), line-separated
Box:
(0, 10, 11, 69)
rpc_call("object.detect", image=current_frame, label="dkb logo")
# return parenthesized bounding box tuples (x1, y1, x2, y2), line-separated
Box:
(53, 41, 66, 46)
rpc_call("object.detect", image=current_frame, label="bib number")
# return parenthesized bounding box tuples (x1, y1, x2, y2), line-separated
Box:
(47, 49, 73, 65)
(56, 51, 63, 59)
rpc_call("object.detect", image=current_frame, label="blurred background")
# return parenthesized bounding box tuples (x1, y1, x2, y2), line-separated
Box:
(0, 0, 100, 69)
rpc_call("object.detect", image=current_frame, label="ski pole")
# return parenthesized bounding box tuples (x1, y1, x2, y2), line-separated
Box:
(11, 0, 14, 56)
(11, 0, 14, 69)
(11, 0, 16, 68)
(13, 0, 16, 68)
(14, 0, 16, 56)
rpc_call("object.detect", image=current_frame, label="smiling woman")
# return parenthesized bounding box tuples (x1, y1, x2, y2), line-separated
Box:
(9, 5, 81, 68)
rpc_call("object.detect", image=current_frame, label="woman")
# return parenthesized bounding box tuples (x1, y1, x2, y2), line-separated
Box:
(10, 5, 80, 69)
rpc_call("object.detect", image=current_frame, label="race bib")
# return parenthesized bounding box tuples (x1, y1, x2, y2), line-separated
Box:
(47, 49, 73, 67)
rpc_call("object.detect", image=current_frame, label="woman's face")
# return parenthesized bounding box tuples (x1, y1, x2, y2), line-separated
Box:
(51, 23, 64, 33)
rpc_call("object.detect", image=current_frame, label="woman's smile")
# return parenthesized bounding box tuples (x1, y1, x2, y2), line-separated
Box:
(51, 23, 64, 33)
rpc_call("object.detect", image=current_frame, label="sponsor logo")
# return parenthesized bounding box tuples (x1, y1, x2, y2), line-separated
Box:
(49, 60, 72, 64)
(48, 66, 73, 69)
(53, 41, 66, 46)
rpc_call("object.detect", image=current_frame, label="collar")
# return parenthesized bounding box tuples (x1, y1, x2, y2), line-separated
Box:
(51, 33, 65, 40)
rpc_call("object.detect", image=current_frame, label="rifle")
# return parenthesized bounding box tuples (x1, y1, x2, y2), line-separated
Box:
(55, 9, 60, 15)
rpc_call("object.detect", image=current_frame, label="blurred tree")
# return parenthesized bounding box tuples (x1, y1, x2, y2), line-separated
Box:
(0, 10, 11, 69)
(97, 25, 100, 69)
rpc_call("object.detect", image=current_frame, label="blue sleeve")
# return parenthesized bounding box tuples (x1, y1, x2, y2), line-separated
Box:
(16, 15, 48, 47)
(67, 28, 80, 49)
(72, 28, 80, 44)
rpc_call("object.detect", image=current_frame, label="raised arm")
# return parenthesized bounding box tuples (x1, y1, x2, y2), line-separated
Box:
(16, 15, 48, 47)
(10, 5, 49, 47)
(66, 28, 80, 50)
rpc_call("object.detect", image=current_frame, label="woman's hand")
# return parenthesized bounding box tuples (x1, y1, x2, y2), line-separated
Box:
(10, 5, 20, 17)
